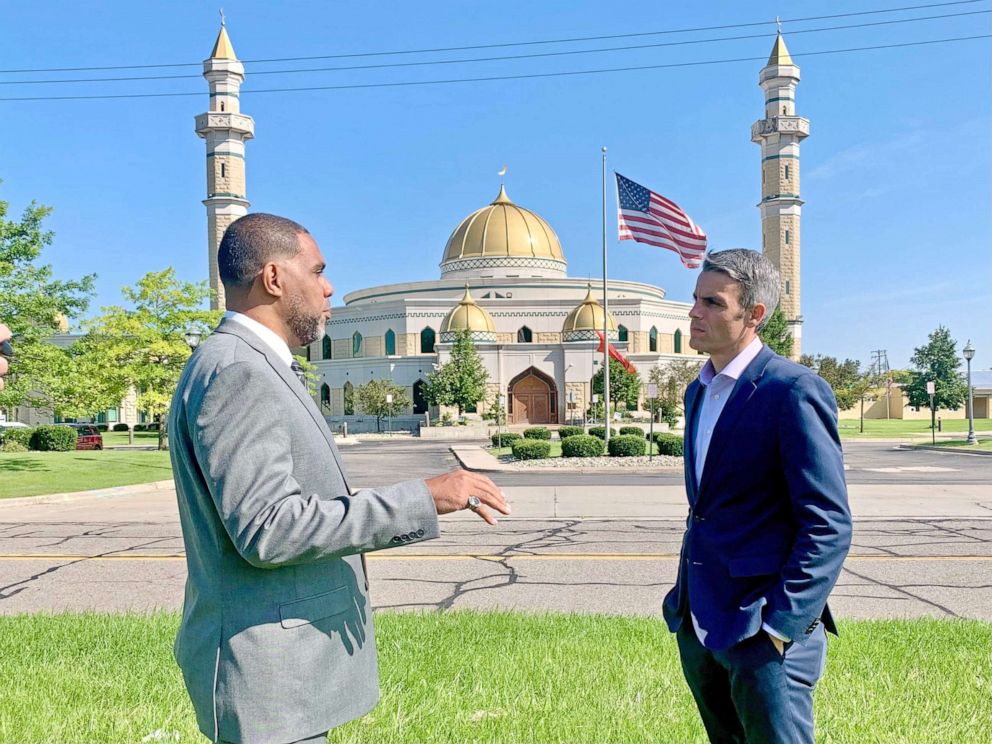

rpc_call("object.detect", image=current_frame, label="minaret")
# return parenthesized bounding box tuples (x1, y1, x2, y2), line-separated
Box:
(752, 32, 808, 359)
(195, 18, 254, 311)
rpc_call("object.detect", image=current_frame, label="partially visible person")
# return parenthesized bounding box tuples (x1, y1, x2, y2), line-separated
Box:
(663, 248, 851, 744)
(169, 213, 510, 744)
(0, 322, 11, 392)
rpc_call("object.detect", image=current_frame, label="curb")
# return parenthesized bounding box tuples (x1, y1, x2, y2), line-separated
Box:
(899, 444, 992, 457)
(2, 479, 175, 507)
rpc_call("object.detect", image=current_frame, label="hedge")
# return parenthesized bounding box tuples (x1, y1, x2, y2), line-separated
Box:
(112, 423, 130, 432)
(608, 434, 647, 457)
(620, 426, 645, 438)
(30, 425, 78, 452)
(652, 433, 684, 457)
(95, 424, 109, 432)
(557, 426, 584, 440)
(491, 431, 522, 448)
(0, 427, 34, 447)
(523, 427, 551, 440)
(0, 440, 28, 453)
(588, 426, 619, 440)
(561, 434, 605, 458)
(511, 439, 551, 460)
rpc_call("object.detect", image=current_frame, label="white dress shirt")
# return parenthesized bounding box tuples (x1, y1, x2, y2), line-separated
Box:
(689, 337, 789, 644)
(223, 311, 294, 369)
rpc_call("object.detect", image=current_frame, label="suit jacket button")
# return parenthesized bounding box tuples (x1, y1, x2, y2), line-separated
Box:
(391, 536, 400, 544)
(400, 534, 409, 541)
(417, 529, 425, 537)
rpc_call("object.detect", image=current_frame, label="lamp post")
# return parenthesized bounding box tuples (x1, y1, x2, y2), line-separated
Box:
(963, 340, 977, 446)
(183, 326, 203, 352)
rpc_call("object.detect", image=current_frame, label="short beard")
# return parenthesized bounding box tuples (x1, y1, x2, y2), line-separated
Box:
(285, 293, 324, 347)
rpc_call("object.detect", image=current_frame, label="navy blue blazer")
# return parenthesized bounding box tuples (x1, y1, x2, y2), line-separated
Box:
(663, 345, 852, 651)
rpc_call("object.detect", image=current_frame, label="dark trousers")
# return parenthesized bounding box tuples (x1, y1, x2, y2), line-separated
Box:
(676, 622, 827, 744)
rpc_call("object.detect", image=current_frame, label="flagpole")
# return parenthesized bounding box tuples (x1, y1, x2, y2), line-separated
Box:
(601, 146, 610, 445)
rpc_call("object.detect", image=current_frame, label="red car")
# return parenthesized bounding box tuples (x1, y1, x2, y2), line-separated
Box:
(69, 424, 104, 450)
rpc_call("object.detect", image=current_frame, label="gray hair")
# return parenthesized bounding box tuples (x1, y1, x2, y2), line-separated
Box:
(701, 249, 780, 330)
(218, 213, 311, 290)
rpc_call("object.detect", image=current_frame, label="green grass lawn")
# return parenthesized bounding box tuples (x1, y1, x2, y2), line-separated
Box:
(0, 612, 987, 743)
(837, 418, 992, 439)
(926, 439, 992, 452)
(0, 450, 173, 499)
(490, 441, 665, 458)
(101, 430, 162, 447)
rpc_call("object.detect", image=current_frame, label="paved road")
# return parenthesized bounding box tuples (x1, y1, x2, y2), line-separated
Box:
(1, 440, 989, 620)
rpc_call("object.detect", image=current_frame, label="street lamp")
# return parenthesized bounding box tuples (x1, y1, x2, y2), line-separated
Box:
(963, 340, 977, 445)
(183, 325, 203, 351)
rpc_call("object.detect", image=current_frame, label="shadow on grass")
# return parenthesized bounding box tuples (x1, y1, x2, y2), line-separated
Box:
(0, 457, 48, 472)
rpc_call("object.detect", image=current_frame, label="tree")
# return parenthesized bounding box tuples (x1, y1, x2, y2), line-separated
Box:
(81, 269, 221, 449)
(356, 378, 411, 432)
(904, 326, 967, 413)
(647, 359, 703, 426)
(798, 354, 864, 411)
(424, 330, 489, 415)
(592, 358, 641, 413)
(0, 183, 95, 412)
(759, 306, 792, 357)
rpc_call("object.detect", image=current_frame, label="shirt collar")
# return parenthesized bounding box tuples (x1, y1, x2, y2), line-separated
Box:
(223, 311, 294, 368)
(698, 337, 764, 386)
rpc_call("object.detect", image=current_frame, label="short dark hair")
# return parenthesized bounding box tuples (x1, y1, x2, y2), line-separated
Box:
(218, 213, 310, 289)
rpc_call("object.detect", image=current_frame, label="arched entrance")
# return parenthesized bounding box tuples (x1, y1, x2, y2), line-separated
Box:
(508, 367, 558, 425)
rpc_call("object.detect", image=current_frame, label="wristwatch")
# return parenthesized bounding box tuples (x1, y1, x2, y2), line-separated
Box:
(467, 495, 481, 511)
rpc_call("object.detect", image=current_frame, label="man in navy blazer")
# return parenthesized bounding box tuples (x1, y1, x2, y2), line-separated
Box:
(663, 249, 851, 744)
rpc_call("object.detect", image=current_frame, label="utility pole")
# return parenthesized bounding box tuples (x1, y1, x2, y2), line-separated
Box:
(870, 349, 890, 419)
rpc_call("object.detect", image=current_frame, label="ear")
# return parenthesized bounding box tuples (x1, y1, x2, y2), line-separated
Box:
(258, 262, 285, 298)
(748, 302, 767, 329)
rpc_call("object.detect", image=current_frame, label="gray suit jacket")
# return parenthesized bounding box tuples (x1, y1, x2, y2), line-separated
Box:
(168, 318, 439, 744)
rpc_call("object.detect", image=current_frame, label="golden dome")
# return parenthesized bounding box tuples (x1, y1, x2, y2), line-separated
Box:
(562, 287, 618, 340)
(440, 185, 567, 278)
(54, 313, 69, 333)
(440, 286, 497, 340)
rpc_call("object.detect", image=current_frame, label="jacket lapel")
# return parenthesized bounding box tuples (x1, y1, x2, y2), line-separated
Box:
(683, 380, 703, 506)
(696, 346, 775, 502)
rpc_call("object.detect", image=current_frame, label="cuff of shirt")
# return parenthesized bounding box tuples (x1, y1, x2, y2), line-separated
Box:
(762, 622, 790, 643)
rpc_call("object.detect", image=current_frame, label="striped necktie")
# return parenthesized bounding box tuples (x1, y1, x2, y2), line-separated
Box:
(289, 360, 308, 389)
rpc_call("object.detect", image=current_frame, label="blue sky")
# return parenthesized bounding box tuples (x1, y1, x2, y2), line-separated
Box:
(1, 1, 989, 370)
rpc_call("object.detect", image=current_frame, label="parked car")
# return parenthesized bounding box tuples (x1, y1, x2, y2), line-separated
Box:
(67, 424, 103, 451)
(0, 421, 30, 429)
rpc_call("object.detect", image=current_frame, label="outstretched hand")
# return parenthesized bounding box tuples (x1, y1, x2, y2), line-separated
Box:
(425, 469, 510, 526)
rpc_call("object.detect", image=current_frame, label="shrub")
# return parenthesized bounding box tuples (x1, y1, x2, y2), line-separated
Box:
(608, 434, 646, 457)
(511, 439, 551, 460)
(133, 424, 146, 432)
(557, 426, 584, 440)
(653, 433, 684, 457)
(0, 440, 28, 453)
(113, 423, 130, 432)
(588, 426, 619, 440)
(146, 422, 160, 432)
(95, 424, 109, 432)
(561, 434, 605, 458)
(30, 425, 78, 452)
(0, 427, 34, 447)
(491, 432, 522, 448)
(523, 427, 551, 440)
(620, 425, 645, 438)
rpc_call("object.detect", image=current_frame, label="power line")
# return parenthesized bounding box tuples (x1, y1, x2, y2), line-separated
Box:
(0, 0, 983, 74)
(1, 9, 985, 86)
(0, 34, 987, 102)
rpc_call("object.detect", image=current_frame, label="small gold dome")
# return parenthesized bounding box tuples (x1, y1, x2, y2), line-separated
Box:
(440, 186, 566, 277)
(562, 287, 617, 336)
(54, 312, 70, 333)
(440, 286, 496, 335)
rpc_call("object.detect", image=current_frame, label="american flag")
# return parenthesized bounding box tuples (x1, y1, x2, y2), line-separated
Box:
(616, 173, 707, 269)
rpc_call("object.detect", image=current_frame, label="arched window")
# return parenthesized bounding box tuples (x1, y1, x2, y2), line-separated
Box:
(420, 327, 436, 354)
(674, 328, 683, 354)
(352, 332, 363, 357)
(385, 329, 396, 356)
(322, 335, 332, 360)
(320, 383, 330, 407)
(343, 381, 355, 415)
(618, 325, 628, 343)
(649, 327, 658, 353)
(413, 379, 428, 415)
(517, 326, 532, 343)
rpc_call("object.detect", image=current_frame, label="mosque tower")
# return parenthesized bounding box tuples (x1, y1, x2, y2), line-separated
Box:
(195, 19, 254, 311)
(752, 32, 808, 359)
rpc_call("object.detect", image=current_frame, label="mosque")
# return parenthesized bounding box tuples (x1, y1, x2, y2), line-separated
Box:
(195, 23, 808, 428)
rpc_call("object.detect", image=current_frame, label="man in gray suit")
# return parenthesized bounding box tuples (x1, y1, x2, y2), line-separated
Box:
(169, 213, 510, 744)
